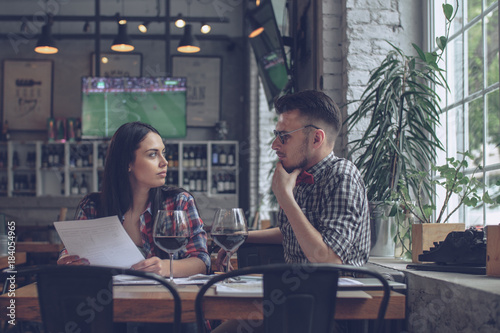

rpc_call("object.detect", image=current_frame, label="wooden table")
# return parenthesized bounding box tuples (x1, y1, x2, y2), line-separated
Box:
(16, 242, 63, 254)
(0, 283, 405, 323)
(0, 252, 27, 270)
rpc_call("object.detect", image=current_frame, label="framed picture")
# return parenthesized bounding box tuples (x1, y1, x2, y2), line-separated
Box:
(172, 56, 222, 127)
(91, 52, 142, 77)
(2, 59, 54, 131)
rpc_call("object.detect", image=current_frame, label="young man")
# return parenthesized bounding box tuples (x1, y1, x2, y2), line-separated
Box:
(212, 90, 370, 333)
(217, 90, 370, 268)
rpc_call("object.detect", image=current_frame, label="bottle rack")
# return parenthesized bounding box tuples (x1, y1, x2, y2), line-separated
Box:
(0, 140, 238, 199)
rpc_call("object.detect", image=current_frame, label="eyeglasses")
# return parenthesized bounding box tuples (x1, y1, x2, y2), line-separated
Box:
(273, 125, 321, 144)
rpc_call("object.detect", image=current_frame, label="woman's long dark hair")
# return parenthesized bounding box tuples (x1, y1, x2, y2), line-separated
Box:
(100, 121, 182, 220)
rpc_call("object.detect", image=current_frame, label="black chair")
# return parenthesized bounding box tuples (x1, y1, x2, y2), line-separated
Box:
(195, 263, 391, 333)
(236, 243, 285, 268)
(5, 265, 181, 333)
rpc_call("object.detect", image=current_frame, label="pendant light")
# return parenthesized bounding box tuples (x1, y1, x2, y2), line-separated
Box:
(138, 21, 149, 33)
(246, 13, 264, 38)
(35, 22, 58, 54)
(174, 14, 186, 28)
(200, 22, 211, 34)
(177, 24, 200, 53)
(111, 20, 134, 52)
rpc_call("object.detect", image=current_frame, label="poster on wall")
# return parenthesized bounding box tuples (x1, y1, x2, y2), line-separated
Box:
(172, 56, 221, 127)
(2, 59, 53, 130)
(91, 53, 142, 77)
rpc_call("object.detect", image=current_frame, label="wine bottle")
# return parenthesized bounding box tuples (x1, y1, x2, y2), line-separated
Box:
(196, 172, 202, 192)
(217, 173, 225, 193)
(189, 146, 196, 168)
(80, 174, 88, 195)
(211, 174, 218, 194)
(183, 147, 189, 168)
(212, 145, 219, 166)
(228, 146, 235, 166)
(219, 146, 227, 165)
(71, 174, 79, 195)
(195, 146, 202, 168)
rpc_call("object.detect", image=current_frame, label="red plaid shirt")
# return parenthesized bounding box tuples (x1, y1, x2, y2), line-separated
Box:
(62, 191, 210, 272)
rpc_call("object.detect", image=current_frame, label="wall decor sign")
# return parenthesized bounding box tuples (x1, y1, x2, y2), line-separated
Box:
(91, 52, 142, 77)
(172, 56, 221, 127)
(2, 59, 53, 131)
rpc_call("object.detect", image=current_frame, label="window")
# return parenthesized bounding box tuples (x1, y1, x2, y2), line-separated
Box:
(431, 0, 499, 226)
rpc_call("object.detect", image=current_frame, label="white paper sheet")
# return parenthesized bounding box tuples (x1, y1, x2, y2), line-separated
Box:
(54, 216, 145, 269)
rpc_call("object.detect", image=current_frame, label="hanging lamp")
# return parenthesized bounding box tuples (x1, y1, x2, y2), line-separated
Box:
(35, 23, 58, 54)
(111, 20, 134, 52)
(177, 24, 200, 53)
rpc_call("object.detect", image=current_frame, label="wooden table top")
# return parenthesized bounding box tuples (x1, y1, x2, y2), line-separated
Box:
(0, 282, 405, 323)
(16, 242, 63, 253)
(0, 252, 26, 270)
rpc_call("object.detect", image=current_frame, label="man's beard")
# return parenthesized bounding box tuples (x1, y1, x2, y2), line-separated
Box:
(282, 140, 308, 173)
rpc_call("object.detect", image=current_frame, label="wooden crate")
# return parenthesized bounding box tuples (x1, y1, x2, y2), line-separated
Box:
(486, 225, 500, 277)
(412, 223, 465, 263)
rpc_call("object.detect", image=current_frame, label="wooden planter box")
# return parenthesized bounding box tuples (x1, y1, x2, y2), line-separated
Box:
(412, 223, 465, 263)
(486, 225, 500, 277)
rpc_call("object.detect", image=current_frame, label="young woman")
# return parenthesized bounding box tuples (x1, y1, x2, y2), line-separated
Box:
(57, 121, 210, 277)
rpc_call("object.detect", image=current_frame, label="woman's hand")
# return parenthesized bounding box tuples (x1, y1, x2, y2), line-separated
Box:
(57, 255, 89, 265)
(131, 257, 167, 276)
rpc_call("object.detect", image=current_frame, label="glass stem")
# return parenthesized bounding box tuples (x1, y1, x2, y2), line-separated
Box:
(169, 256, 174, 281)
(225, 251, 231, 283)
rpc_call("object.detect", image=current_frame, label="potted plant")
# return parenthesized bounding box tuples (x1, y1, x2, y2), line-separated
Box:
(344, 3, 458, 258)
(394, 151, 500, 262)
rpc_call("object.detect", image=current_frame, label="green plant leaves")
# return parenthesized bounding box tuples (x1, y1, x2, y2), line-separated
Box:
(436, 36, 448, 51)
(443, 4, 454, 21)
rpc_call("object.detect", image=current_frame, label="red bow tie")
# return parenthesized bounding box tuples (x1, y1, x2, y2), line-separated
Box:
(295, 171, 314, 186)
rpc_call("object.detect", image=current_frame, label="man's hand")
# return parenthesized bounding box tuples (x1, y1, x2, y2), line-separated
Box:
(215, 248, 234, 272)
(272, 162, 301, 204)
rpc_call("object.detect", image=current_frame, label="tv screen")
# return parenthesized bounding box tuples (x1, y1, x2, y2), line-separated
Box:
(81, 77, 187, 139)
(246, 0, 291, 108)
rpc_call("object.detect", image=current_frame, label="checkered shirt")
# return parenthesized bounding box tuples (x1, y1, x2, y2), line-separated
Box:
(279, 152, 370, 266)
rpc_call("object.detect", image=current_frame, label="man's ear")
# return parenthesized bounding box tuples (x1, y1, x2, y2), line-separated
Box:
(312, 129, 325, 148)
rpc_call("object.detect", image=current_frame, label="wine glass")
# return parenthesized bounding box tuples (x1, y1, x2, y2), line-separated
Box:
(153, 210, 191, 282)
(211, 208, 248, 281)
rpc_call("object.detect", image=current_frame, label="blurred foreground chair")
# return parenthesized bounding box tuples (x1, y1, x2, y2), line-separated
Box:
(236, 243, 285, 268)
(3, 265, 181, 333)
(195, 263, 391, 333)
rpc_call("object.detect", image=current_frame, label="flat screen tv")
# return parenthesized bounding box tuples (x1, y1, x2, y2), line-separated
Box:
(246, 0, 291, 108)
(81, 76, 187, 139)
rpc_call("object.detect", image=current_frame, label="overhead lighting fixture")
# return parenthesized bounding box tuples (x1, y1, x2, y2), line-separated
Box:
(246, 13, 264, 38)
(177, 24, 200, 53)
(138, 21, 149, 33)
(111, 21, 134, 52)
(200, 22, 211, 34)
(35, 22, 58, 54)
(175, 14, 186, 28)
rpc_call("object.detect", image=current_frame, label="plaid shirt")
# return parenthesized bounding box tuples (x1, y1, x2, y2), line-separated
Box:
(279, 152, 370, 266)
(69, 191, 210, 271)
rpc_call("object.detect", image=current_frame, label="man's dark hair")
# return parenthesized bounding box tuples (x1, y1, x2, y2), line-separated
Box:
(274, 90, 342, 139)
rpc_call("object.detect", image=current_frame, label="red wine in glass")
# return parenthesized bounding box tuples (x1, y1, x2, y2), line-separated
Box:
(153, 210, 190, 282)
(211, 208, 248, 281)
